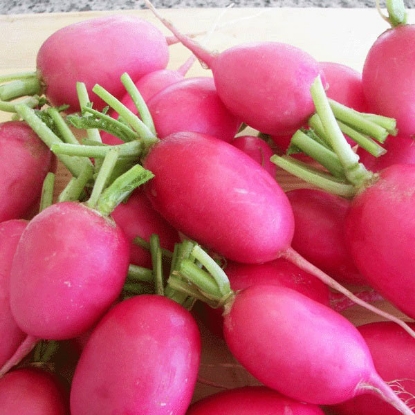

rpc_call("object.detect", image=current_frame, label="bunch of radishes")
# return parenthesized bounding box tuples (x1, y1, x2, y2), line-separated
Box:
(1, 0, 415, 414)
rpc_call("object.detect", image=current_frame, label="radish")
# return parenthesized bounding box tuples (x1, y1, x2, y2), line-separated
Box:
(231, 134, 277, 177)
(0, 367, 69, 415)
(168, 244, 415, 414)
(286, 188, 367, 286)
(187, 386, 325, 414)
(0, 219, 27, 368)
(70, 294, 201, 415)
(0, 120, 54, 222)
(0, 14, 169, 113)
(361, 1, 415, 136)
(145, 76, 241, 142)
(144, 0, 325, 137)
(330, 321, 415, 415)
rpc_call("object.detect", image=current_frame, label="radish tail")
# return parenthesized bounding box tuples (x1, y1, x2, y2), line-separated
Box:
(0, 334, 38, 377)
(362, 372, 415, 415)
(281, 247, 415, 339)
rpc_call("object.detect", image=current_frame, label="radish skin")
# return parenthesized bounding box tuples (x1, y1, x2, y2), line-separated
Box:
(70, 294, 201, 415)
(222, 284, 415, 414)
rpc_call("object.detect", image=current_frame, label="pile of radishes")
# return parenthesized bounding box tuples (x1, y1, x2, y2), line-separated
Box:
(2, 0, 415, 413)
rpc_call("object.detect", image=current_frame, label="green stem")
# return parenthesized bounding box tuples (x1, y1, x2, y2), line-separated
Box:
(92, 83, 158, 147)
(57, 162, 95, 203)
(150, 234, 165, 296)
(47, 107, 84, 145)
(290, 130, 345, 179)
(86, 147, 120, 210)
(271, 154, 356, 198)
(0, 77, 41, 101)
(311, 76, 373, 187)
(39, 172, 55, 212)
(127, 264, 154, 283)
(329, 99, 395, 144)
(95, 164, 154, 216)
(76, 82, 102, 143)
(383, 0, 408, 27)
(0, 96, 41, 113)
(51, 139, 143, 159)
(120, 73, 156, 136)
(15, 104, 90, 178)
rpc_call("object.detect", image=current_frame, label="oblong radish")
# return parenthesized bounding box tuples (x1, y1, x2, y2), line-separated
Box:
(222, 284, 414, 414)
(37, 14, 169, 111)
(142, 131, 294, 263)
(9, 200, 130, 340)
(70, 294, 201, 415)
(145, 1, 325, 136)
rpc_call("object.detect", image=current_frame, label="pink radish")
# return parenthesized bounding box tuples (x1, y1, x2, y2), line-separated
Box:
(146, 76, 241, 142)
(330, 321, 415, 415)
(0, 367, 69, 415)
(187, 385, 325, 414)
(222, 284, 414, 412)
(344, 163, 415, 320)
(144, 0, 325, 137)
(0, 14, 169, 113)
(231, 135, 277, 177)
(70, 294, 201, 415)
(362, 6, 415, 136)
(0, 219, 27, 368)
(0, 121, 54, 222)
(9, 201, 130, 340)
(142, 131, 294, 264)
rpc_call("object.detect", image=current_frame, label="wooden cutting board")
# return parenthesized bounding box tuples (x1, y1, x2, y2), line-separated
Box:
(1, 6, 413, 404)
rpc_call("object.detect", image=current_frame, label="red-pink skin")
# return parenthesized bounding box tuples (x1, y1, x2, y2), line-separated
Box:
(146, 76, 241, 142)
(357, 134, 415, 172)
(344, 164, 415, 319)
(331, 321, 415, 415)
(70, 294, 201, 415)
(286, 188, 367, 286)
(177, 37, 324, 135)
(231, 135, 277, 177)
(9, 201, 130, 340)
(0, 367, 69, 415)
(223, 284, 382, 405)
(0, 220, 27, 368)
(187, 386, 325, 414)
(196, 258, 330, 338)
(0, 121, 54, 222)
(319, 61, 368, 113)
(143, 131, 295, 264)
(110, 188, 180, 268)
(36, 14, 169, 112)
(362, 24, 415, 136)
